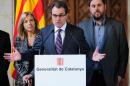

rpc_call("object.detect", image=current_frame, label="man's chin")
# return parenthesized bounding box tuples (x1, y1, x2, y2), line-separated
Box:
(56, 25, 62, 28)
(93, 16, 102, 21)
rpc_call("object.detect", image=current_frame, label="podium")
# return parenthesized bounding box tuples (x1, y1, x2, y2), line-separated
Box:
(35, 55, 86, 86)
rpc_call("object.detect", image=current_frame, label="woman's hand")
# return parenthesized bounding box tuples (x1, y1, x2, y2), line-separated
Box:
(23, 74, 32, 83)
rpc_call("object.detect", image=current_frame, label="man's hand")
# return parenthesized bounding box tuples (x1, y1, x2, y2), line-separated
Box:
(117, 76, 122, 86)
(92, 47, 106, 62)
(4, 47, 21, 61)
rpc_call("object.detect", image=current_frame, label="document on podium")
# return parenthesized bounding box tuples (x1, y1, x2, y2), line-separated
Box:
(35, 55, 86, 86)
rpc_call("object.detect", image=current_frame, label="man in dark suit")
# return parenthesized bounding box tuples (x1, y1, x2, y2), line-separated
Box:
(5, 1, 90, 65)
(78, 0, 129, 86)
(0, 30, 11, 86)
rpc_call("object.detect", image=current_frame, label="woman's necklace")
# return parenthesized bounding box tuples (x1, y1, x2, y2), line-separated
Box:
(28, 34, 36, 46)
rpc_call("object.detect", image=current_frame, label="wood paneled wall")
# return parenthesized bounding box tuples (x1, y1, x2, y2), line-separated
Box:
(43, 0, 128, 86)
(44, 0, 127, 31)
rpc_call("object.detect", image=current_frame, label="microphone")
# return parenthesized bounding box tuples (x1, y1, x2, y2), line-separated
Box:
(67, 25, 89, 55)
(34, 28, 54, 55)
(68, 29, 81, 54)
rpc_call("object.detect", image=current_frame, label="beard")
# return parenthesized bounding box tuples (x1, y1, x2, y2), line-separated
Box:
(93, 15, 103, 21)
(92, 11, 104, 21)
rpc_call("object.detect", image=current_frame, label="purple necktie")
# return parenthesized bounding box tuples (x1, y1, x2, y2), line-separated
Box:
(56, 29, 62, 54)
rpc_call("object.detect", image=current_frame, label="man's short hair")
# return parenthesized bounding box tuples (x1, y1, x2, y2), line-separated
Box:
(88, 0, 106, 6)
(50, 0, 68, 14)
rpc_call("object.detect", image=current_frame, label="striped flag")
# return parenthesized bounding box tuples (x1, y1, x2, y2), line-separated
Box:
(10, 0, 46, 79)
(14, 0, 45, 40)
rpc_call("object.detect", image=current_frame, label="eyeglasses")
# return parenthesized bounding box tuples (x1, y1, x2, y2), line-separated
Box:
(52, 14, 66, 18)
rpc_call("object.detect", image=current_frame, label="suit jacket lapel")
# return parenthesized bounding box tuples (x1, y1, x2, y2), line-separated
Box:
(45, 25, 57, 53)
(62, 24, 72, 52)
(102, 19, 112, 52)
(88, 19, 95, 49)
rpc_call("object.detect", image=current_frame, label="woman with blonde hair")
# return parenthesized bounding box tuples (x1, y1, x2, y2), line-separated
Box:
(14, 12, 39, 86)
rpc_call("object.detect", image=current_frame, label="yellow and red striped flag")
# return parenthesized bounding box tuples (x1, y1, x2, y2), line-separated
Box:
(10, 0, 46, 79)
